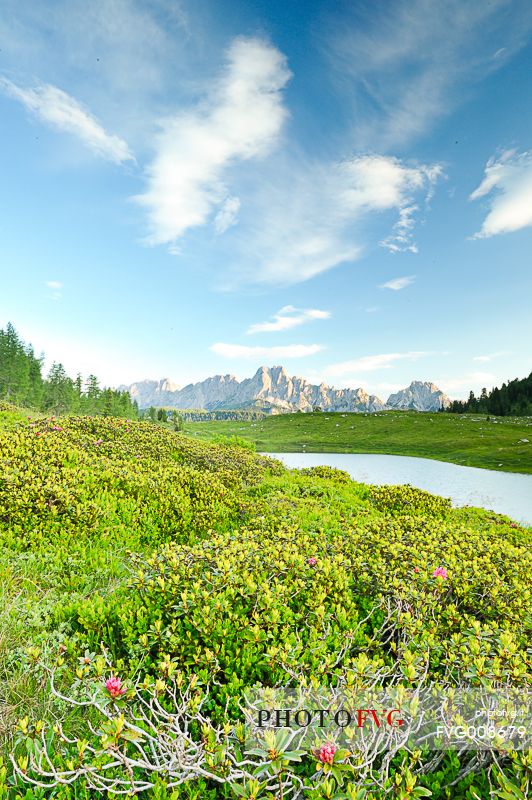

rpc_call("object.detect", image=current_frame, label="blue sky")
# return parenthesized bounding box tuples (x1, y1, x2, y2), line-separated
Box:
(1, 0, 531, 400)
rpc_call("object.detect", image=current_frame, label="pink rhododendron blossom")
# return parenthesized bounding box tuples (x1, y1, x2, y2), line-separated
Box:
(307, 556, 317, 566)
(432, 567, 448, 580)
(316, 742, 336, 764)
(105, 676, 126, 699)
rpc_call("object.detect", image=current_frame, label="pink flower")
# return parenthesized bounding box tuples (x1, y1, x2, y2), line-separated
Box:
(307, 556, 317, 567)
(316, 742, 336, 765)
(52, 425, 63, 431)
(94, 438, 103, 446)
(432, 566, 448, 580)
(105, 676, 126, 699)
(414, 566, 420, 573)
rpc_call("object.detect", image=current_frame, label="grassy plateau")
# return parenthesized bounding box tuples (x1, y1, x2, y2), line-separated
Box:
(185, 410, 532, 474)
(0, 401, 530, 799)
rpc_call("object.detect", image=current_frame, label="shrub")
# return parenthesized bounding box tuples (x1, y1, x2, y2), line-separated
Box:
(1, 410, 530, 798)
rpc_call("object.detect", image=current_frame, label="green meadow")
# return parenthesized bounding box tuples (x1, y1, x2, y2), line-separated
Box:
(0, 402, 531, 798)
(185, 410, 532, 473)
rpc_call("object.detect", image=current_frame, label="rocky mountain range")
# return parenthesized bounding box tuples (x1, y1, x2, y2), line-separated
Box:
(121, 366, 451, 413)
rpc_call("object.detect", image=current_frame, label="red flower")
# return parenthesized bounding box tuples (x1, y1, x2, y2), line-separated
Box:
(105, 676, 126, 699)
(316, 742, 336, 764)
(432, 566, 448, 580)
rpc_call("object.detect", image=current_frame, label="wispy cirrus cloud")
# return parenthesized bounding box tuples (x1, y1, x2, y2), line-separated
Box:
(0, 77, 134, 163)
(473, 351, 510, 363)
(247, 306, 330, 334)
(229, 155, 440, 287)
(470, 149, 532, 238)
(325, 351, 429, 377)
(211, 342, 324, 359)
(380, 205, 421, 253)
(45, 280, 63, 301)
(326, 0, 532, 149)
(214, 196, 241, 234)
(134, 37, 291, 247)
(379, 275, 416, 291)
(0, 0, 189, 116)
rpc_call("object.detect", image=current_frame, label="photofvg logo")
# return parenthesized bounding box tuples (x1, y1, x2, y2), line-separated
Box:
(243, 686, 531, 754)
(257, 707, 404, 731)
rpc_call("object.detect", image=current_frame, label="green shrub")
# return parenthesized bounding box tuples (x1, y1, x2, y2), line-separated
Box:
(369, 484, 452, 517)
(211, 434, 257, 452)
(0, 410, 530, 798)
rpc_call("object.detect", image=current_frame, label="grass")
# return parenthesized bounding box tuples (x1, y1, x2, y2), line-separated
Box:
(0, 404, 531, 798)
(185, 410, 532, 473)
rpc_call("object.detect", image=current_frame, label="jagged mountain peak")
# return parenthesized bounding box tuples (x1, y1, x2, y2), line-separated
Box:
(386, 381, 451, 412)
(408, 380, 439, 391)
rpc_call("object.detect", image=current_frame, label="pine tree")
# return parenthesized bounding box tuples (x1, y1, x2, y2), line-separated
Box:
(44, 362, 74, 414)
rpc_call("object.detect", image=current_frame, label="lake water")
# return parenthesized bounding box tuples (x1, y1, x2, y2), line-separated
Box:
(266, 452, 532, 526)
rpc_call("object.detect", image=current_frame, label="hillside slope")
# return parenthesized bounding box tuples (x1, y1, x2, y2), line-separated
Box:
(0, 404, 530, 798)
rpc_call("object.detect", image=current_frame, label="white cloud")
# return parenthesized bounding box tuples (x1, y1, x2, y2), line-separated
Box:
(214, 196, 241, 234)
(380, 205, 420, 253)
(379, 275, 416, 291)
(44, 280, 63, 300)
(326, 351, 429, 377)
(473, 351, 509, 363)
(470, 149, 532, 238)
(230, 155, 440, 287)
(134, 37, 291, 247)
(211, 342, 324, 359)
(0, 0, 189, 123)
(327, 0, 532, 149)
(247, 306, 330, 334)
(0, 77, 134, 163)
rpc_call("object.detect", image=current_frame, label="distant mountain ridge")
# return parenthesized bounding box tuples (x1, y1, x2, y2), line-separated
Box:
(120, 366, 451, 413)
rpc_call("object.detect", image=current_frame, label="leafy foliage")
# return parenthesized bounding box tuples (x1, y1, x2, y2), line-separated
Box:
(0, 408, 530, 798)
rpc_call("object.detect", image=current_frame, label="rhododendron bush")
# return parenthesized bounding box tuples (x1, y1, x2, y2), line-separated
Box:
(0, 410, 530, 798)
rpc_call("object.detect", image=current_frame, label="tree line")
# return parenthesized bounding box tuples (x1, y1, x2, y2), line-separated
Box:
(0, 323, 138, 417)
(142, 408, 265, 422)
(446, 372, 532, 416)
(138, 407, 265, 431)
